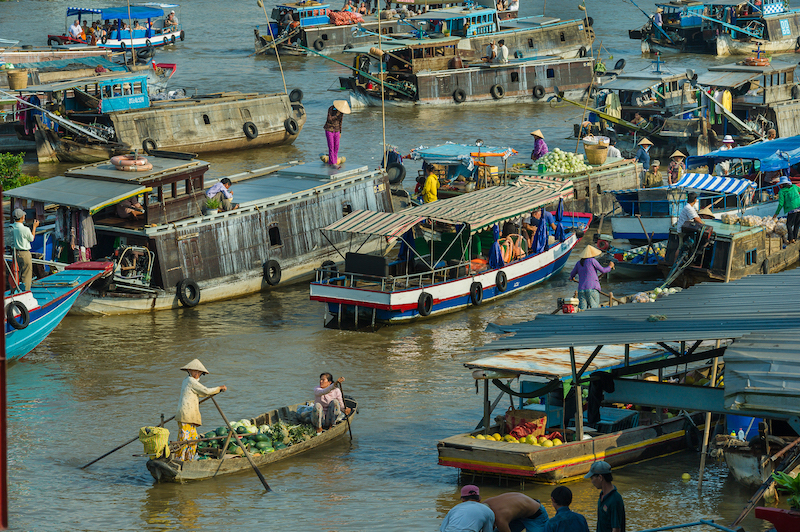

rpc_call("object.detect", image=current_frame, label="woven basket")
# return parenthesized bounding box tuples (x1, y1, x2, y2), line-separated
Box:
(584, 143, 608, 165)
(6, 69, 28, 90)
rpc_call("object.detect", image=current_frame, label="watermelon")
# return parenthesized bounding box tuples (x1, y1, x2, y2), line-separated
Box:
(255, 441, 271, 450)
(274, 442, 287, 450)
(204, 431, 216, 439)
(216, 427, 228, 437)
(235, 426, 248, 435)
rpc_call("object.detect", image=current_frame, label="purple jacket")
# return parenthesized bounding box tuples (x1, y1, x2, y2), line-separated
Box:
(531, 138, 548, 161)
(569, 257, 611, 291)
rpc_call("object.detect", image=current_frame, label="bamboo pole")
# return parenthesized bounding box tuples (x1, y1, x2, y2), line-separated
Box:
(697, 340, 720, 489)
(211, 396, 272, 492)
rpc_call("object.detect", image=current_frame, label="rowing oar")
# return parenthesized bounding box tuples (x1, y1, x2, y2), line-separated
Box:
(211, 396, 272, 493)
(80, 396, 212, 469)
(338, 381, 353, 441)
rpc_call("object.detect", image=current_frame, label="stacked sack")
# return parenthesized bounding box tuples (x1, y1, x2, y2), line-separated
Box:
(719, 213, 788, 239)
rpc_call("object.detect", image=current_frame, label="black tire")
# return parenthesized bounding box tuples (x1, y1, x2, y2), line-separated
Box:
(284, 117, 299, 135)
(120, 41, 127, 50)
(313, 38, 325, 51)
(6, 301, 29, 330)
(453, 88, 466, 103)
(47, 37, 61, 46)
(614, 58, 626, 71)
(490, 84, 505, 99)
(177, 278, 201, 307)
(243, 121, 258, 139)
(514, 50, 523, 59)
(289, 88, 304, 102)
(470, 282, 483, 305)
(321, 260, 338, 280)
(792, 85, 800, 100)
(578, 46, 587, 58)
(532, 85, 545, 99)
(496, 271, 508, 292)
(796, 35, 800, 49)
(386, 162, 406, 184)
(418, 292, 433, 316)
(264, 260, 282, 286)
(171, 35, 176, 44)
(137, 43, 154, 60)
(101, 35, 108, 44)
(163, 37, 169, 45)
(145, 39, 152, 48)
(586, 16, 594, 26)
(142, 138, 157, 153)
(180, 30, 185, 41)
(343, 43, 354, 50)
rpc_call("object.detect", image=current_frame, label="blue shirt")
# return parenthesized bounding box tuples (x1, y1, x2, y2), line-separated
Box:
(206, 182, 232, 200)
(527, 210, 555, 230)
(440, 501, 495, 532)
(635, 146, 650, 170)
(545, 506, 590, 532)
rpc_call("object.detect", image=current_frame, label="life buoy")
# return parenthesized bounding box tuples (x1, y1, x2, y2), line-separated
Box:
(578, 46, 587, 58)
(418, 292, 433, 316)
(453, 88, 466, 103)
(111, 155, 149, 167)
(180, 30, 185, 41)
(490, 84, 505, 99)
(614, 58, 626, 71)
(142, 138, 157, 153)
(313, 38, 325, 51)
(264, 260, 282, 285)
(6, 301, 29, 330)
(289, 88, 304, 102)
(171, 35, 176, 44)
(284, 117, 299, 135)
(321, 260, 338, 280)
(499, 238, 513, 263)
(115, 162, 154, 172)
(470, 282, 483, 305)
(177, 278, 200, 307)
(386, 162, 406, 184)
(243, 121, 258, 139)
(496, 271, 508, 292)
(120, 41, 127, 50)
(532, 85, 545, 99)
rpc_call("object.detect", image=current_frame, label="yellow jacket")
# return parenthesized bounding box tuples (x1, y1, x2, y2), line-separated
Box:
(423, 173, 439, 203)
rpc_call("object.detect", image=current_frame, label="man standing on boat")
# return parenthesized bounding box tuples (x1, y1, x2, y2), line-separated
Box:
(423, 171, 440, 203)
(643, 160, 662, 188)
(206, 178, 238, 211)
(484, 492, 549, 532)
(176, 359, 226, 461)
(11, 209, 38, 292)
(586, 461, 626, 532)
(545, 487, 590, 532)
(440, 485, 495, 532)
(530, 130, 548, 161)
(634, 138, 652, 185)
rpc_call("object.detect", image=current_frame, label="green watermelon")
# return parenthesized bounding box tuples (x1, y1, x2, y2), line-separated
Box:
(236, 426, 248, 435)
(216, 427, 228, 437)
(255, 441, 271, 450)
(274, 442, 287, 450)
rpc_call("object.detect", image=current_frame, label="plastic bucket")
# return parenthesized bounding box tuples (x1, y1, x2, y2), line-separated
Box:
(6, 69, 28, 90)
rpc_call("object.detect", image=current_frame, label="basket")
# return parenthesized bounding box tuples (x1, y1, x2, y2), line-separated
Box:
(6, 69, 28, 90)
(584, 143, 608, 165)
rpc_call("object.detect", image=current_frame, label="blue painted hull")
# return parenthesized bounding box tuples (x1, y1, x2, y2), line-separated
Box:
(5, 289, 83, 363)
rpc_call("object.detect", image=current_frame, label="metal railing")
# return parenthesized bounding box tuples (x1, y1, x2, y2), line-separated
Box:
(314, 261, 476, 293)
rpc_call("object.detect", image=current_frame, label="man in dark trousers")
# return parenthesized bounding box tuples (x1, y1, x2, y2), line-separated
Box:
(586, 461, 626, 532)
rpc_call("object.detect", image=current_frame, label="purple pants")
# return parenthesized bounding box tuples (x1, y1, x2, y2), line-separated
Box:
(325, 130, 340, 165)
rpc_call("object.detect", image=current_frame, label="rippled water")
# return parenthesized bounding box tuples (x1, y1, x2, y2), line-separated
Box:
(2, 0, 792, 530)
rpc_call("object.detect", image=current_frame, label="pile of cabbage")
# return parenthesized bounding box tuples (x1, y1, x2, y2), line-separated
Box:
(719, 213, 788, 238)
(623, 242, 667, 265)
(537, 148, 592, 174)
(631, 286, 682, 303)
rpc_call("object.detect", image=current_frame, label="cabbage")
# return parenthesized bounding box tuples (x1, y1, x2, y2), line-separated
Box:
(237, 419, 253, 427)
(245, 425, 258, 434)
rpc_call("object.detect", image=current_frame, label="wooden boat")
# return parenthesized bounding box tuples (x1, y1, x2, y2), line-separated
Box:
(4, 157, 393, 315)
(4, 263, 111, 363)
(310, 180, 590, 327)
(146, 398, 357, 483)
(605, 241, 666, 280)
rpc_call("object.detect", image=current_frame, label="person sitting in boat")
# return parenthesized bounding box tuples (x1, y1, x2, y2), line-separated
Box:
(643, 160, 662, 188)
(677, 192, 703, 232)
(523, 209, 556, 248)
(569, 246, 614, 310)
(313, 373, 351, 433)
(635, 138, 652, 181)
(497, 39, 510, 64)
(359, 2, 368, 14)
(422, 172, 440, 203)
(668, 151, 686, 185)
(175, 359, 226, 461)
(69, 19, 83, 40)
(482, 41, 497, 63)
(165, 11, 179, 30)
(484, 493, 548, 532)
(206, 178, 239, 211)
(607, 138, 622, 159)
(116, 197, 145, 220)
(133, 20, 145, 31)
(631, 112, 648, 127)
(530, 130, 548, 161)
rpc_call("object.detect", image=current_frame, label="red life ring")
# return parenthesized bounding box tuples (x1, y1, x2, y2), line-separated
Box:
(114, 161, 153, 172)
(596, 239, 610, 251)
(111, 155, 149, 167)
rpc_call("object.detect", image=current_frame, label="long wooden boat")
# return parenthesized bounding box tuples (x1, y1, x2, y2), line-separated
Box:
(146, 398, 357, 483)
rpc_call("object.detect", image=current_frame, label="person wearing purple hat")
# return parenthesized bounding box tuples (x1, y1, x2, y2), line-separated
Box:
(440, 485, 495, 532)
(585, 461, 626, 532)
(773, 175, 800, 243)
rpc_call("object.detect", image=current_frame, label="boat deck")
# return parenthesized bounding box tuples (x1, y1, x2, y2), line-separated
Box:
(233, 162, 371, 204)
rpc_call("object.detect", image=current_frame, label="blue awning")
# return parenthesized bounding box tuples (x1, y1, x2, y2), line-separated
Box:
(409, 143, 516, 170)
(686, 136, 800, 173)
(66, 6, 165, 19)
(668, 173, 756, 195)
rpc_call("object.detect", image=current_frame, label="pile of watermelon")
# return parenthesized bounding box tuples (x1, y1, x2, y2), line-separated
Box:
(196, 418, 317, 458)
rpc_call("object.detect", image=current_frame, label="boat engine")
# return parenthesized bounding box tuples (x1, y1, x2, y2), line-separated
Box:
(110, 245, 155, 291)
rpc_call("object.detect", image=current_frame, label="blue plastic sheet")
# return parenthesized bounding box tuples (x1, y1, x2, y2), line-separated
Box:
(488, 224, 504, 269)
(397, 227, 415, 262)
(554, 198, 565, 243)
(530, 208, 549, 255)
(686, 136, 800, 173)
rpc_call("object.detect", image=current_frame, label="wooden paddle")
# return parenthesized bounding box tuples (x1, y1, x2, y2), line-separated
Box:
(211, 396, 272, 493)
(80, 396, 212, 469)
(338, 381, 353, 441)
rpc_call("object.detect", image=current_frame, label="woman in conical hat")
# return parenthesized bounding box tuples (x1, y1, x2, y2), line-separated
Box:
(175, 359, 227, 461)
(530, 129, 549, 161)
(668, 150, 686, 185)
(323, 100, 351, 167)
(569, 246, 614, 310)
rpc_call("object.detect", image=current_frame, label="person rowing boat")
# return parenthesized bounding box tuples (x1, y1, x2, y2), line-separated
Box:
(175, 359, 227, 461)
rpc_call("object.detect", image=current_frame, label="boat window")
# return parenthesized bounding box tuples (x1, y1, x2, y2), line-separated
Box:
(102, 85, 112, 98)
(528, 38, 533, 48)
(241, 108, 251, 120)
(414, 48, 423, 58)
(781, 72, 787, 84)
(203, 114, 210, 125)
(511, 72, 519, 82)
(745, 248, 757, 265)
(559, 31, 565, 42)
(133, 82, 143, 94)
(435, 47, 444, 57)
(122, 83, 132, 95)
(547, 68, 555, 78)
(388, 27, 393, 34)
(268, 225, 283, 247)
(113, 84, 123, 96)
(670, 81, 678, 92)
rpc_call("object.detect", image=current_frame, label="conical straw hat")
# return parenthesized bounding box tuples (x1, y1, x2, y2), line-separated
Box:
(333, 100, 351, 114)
(638, 138, 653, 146)
(670, 150, 686, 158)
(180, 359, 209, 374)
(580, 245, 602, 259)
(530, 129, 544, 138)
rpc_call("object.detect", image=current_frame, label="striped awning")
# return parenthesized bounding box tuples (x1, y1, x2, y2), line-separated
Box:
(322, 210, 427, 239)
(669, 173, 756, 195)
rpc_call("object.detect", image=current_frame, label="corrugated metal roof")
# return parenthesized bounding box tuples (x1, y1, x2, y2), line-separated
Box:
(482, 269, 800, 349)
(694, 70, 758, 89)
(4, 176, 149, 215)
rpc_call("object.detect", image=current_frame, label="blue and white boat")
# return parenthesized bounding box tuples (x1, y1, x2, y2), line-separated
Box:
(310, 178, 590, 327)
(4, 263, 110, 363)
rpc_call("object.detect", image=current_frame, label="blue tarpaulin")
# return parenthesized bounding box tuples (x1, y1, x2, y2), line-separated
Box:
(686, 136, 800, 173)
(397, 227, 415, 262)
(488, 224, 504, 269)
(66, 6, 165, 19)
(554, 198, 565, 243)
(668, 173, 756, 195)
(530, 208, 549, 254)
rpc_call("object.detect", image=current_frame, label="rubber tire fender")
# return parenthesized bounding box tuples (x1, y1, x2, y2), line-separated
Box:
(137, 44, 154, 60)
(490, 84, 505, 99)
(284, 117, 299, 135)
(614, 58, 626, 71)
(586, 16, 594, 26)
(313, 38, 325, 51)
(142, 138, 157, 154)
(418, 292, 433, 316)
(163, 37, 169, 45)
(761, 258, 769, 275)
(171, 35, 176, 44)
(386, 162, 406, 184)
(532, 85, 545, 99)
(496, 271, 508, 292)
(321, 260, 338, 280)
(453, 88, 466, 103)
(180, 30, 185, 41)
(578, 46, 587, 58)
(6, 301, 29, 330)
(264, 259, 282, 286)
(470, 282, 483, 305)
(792, 85, 800, 100)
(48, 37, 62, 46)
(101, 35, 108, 44)
(289, 88, 304, 102)
(243, 121, 258, 139)
(796, 35, 800, 49)
(120, 41, 127, 50)
(177, 278, 201, 307)
(343, 43, 354, 50)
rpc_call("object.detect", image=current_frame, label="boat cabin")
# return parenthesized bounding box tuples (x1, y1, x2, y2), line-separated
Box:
(700, 0, 789, 39)
(272, 1, 330, 29)
(17, 73, 151, 117)
(657, 1, 704, 28)
(348, 37, 461, 75)
(60, 5, 182, 43)
(600, 71, 688, 117)
(696, 61, 798, 107)
(410, 6, 500, 38)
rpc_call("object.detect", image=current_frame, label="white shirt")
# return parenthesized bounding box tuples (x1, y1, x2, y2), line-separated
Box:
(607, 145, 622, 158)
(498, 44, 509, 63)
(175, 376, 222, 426)
(486, 44, 497, 60)
(677, 202, 699, 227)
(69, 23, 83, 38)
(509, 0, 519, 11)
(11, 222, 34, 251)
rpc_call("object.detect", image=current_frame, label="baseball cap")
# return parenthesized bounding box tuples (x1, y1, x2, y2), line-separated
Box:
(12, 208, 25, 220)
(584, 460, 612, 478)
(460, 485, 480, 497)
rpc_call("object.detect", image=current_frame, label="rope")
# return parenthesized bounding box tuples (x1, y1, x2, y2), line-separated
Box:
(259, 1, 288, 95)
